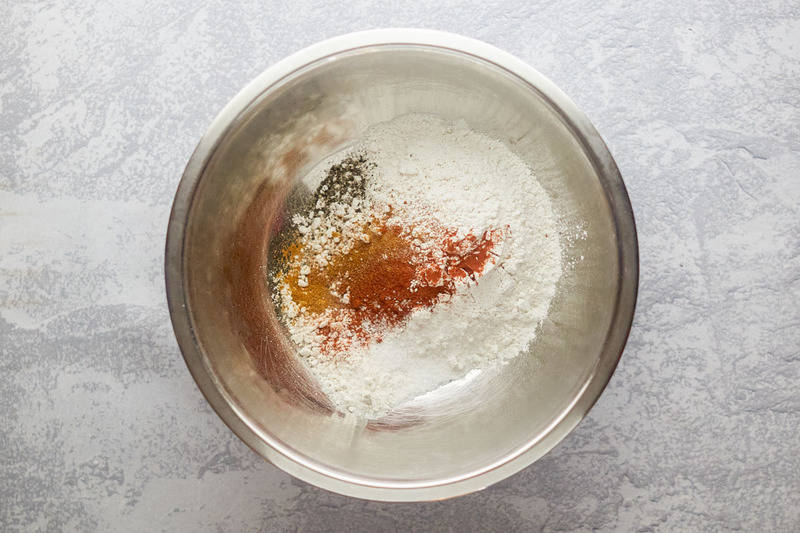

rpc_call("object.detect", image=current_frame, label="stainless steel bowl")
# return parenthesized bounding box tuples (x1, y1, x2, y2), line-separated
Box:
(165, 29, 638, 501)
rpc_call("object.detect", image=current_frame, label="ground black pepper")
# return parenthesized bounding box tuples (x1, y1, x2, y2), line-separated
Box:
(310, 153, 372, 217)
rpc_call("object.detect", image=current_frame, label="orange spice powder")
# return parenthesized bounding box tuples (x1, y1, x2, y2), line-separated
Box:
(279, 215, 507, 356)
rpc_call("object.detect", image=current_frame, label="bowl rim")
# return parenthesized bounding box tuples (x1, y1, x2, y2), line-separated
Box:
(165, 28, 639, 501)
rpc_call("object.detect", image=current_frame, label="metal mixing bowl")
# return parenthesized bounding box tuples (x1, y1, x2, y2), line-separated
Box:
(165, 29, 638, 501)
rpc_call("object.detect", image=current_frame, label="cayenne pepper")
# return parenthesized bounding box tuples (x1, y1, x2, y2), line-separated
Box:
(279, 215, 506, 355)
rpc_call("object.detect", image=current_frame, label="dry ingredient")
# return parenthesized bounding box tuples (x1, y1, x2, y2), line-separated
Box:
(272, 114, 563, 418)
(279, 212, 506, 355)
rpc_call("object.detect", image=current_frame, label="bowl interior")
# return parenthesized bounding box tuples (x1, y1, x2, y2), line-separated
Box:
(180, 45, 624, 486)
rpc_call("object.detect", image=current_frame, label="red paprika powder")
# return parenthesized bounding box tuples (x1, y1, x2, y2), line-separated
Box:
(280, 215, 506, 356)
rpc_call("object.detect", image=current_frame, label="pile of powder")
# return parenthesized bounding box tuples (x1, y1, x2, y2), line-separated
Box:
(272, 114, 563, 419)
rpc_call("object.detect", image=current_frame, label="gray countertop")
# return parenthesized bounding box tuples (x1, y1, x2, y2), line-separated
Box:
(2, 2, 799, 531)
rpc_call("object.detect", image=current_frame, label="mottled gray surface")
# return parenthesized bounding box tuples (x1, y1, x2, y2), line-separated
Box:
(2, 1, 799, 531)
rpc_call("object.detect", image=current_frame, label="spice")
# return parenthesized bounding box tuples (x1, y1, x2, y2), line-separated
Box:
(278, 213, 506, 355)
(308, 154, 371, 216)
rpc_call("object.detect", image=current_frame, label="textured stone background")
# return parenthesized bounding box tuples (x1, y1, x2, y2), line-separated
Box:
(2, 1, 799, 531)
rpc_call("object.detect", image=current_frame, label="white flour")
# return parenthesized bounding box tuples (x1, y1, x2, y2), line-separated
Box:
(282, 114, 563, 419)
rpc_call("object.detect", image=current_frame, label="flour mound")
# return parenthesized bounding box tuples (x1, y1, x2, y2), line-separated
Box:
(278, 114, 563, 419)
